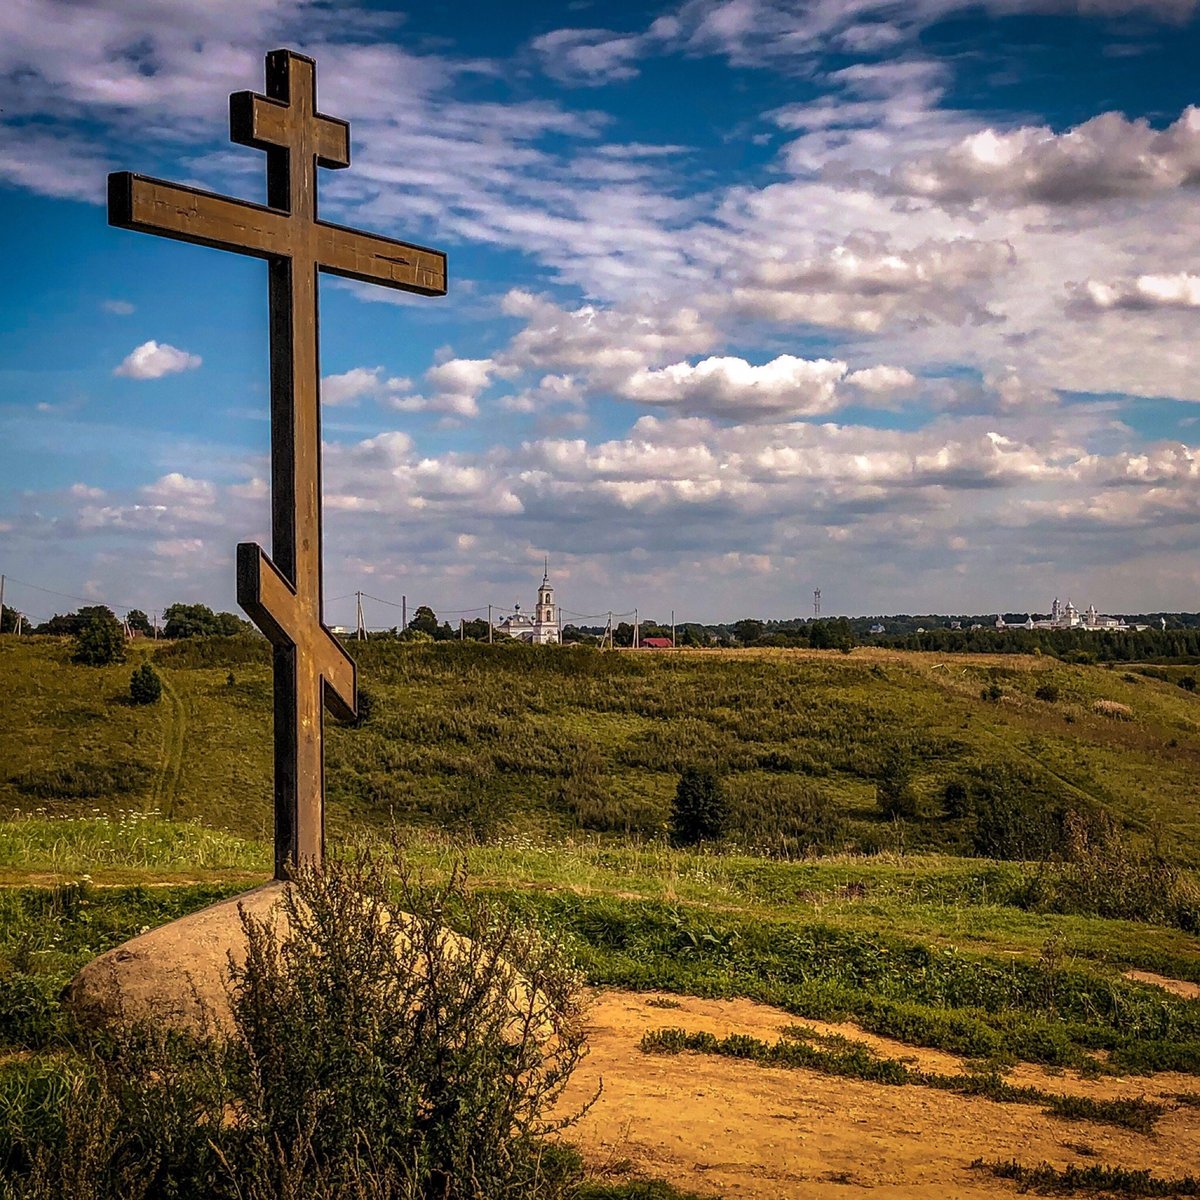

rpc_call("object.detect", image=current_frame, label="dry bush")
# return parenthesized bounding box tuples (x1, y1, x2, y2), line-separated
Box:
(3, 844, 593, 1200)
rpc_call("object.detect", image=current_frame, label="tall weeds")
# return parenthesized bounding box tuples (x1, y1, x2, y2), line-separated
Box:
(1, 845, 592, 1200)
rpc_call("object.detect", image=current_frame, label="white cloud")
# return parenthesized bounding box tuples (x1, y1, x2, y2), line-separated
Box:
(1069, 272, 1200, 313)
(725, 237, 1015, 331)
(501, 291, 718, 375)
(114, 340, 201, 380)
(845, 366, 917, 394)
(102, 299, 135, 315)
(867, 107, 1200, 207)
(389, 357, 497, 419)
(323, 366, 385, 406)
(619, 355, 848, 420)
(531, 28, 648, 85)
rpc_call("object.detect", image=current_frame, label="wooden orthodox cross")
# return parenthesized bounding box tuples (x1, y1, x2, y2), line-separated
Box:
(109, 49, 447, 878)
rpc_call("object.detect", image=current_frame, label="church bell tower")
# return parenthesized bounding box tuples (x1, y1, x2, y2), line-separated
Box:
(534, 559, 559, 644)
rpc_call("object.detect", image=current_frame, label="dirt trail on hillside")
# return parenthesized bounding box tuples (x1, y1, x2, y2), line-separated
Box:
(1124, 969, 1200, 1000)
(558, 990, 1200, 1199)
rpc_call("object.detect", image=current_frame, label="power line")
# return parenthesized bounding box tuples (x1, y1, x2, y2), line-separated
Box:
(2, 575, 137, 613)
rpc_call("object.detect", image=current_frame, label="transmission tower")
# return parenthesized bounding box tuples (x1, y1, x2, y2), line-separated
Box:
(813, 588, 821, 618)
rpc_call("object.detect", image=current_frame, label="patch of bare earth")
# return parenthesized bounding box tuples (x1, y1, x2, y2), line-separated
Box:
(1124, 969, 1200, 1001)
(556, 990, 1200, 1200)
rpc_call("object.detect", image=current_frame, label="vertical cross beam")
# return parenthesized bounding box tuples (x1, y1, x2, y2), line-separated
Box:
(108, 50, 446, 878)
(240, 53, 345, 875)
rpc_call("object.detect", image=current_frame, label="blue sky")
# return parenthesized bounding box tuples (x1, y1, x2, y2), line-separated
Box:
(3, 0, 1200, 626)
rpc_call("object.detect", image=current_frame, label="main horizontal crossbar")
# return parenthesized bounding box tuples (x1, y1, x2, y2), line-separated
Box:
(108, 173, 447, 295)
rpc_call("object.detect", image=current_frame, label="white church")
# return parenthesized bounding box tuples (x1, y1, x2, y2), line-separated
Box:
(496, 564, 560, 644)
(995, 597, 1153, 633)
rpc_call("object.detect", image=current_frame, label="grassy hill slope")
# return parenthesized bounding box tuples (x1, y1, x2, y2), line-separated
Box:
(2, 636, 1199, 860)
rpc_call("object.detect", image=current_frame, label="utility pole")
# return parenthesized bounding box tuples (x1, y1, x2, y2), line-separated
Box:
(671, 609, 676, 648)
(459, 617, 464, 640)
(633, 608, 639, 650)
(606, 611, 612, 650)
(355, 591, 366, 640)
(401, 594, 407, 630)
(152, 612, 159, 639)
(0, 574, 5, 635)
(488, 603, 493, 644)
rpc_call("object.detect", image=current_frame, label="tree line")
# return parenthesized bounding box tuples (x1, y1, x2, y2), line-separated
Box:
(14, 599, 1200, 663)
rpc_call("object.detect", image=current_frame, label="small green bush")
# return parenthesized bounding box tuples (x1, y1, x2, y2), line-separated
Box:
(1180, 675, 1197, 693)
(72, 614, 125, 667)
(980, 683, 1002, 702)
(942, 780, 970, 819)
(876, 752, 920, 821)
(1034, 682, 1059, 703)
(969, 764, 1066, 861)
(349, 684, 374, 726)
(128, 663, 162, 706)
(670, 767, 728, 846)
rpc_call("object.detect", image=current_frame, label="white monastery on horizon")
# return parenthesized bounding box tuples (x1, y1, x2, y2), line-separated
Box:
(995, 597, 1154, 633)
(496, 564, 561, 644)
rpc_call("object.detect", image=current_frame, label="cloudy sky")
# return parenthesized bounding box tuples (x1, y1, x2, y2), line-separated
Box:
(2, 0, 1200, 626)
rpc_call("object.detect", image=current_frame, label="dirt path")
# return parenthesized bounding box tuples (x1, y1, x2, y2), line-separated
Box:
(559, 990, 1200, 1199)
(1125, 969, 1200, 1000)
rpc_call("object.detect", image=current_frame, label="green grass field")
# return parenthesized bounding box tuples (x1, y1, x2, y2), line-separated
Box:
(4, 636, 1200, 855)
(2, 635, 1199, 1197)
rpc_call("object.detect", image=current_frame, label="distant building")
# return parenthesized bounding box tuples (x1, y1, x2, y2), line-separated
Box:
(496, 565, 560, 644)
(641, 636, 674, 649)
(869, 623, 885, 635)
(997, 597, 1149, 634)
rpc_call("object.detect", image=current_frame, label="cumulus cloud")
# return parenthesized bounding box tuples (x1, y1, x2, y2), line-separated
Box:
(501, 291, 717, 375)
(323, 366, 387, 406)
(619, 355, 848, 419)
(865, 107, 1200, 207)
(726, 237, 1015, 331)
(1069, 272, 1200, 313)
(388, 358, 496, 419)
(114, 341, 202, 380)
(845, 366, 918, 394)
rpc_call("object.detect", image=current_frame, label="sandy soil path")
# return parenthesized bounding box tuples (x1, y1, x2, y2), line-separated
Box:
(558, 990, 1200, 1199)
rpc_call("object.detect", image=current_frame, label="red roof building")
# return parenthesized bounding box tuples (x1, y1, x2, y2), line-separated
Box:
(640, 637, 674, 649)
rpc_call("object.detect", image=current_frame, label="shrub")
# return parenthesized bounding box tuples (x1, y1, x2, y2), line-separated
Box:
(969, 764, 1065, 861)
(1038, 812, 1200, 931)
(1033, 682, 1059, 703)
(942, 780, 970, 819)
(670, 767, 728, 846)
(875, 752, 919, 821)
(128, 663, 162, 705)
(162, 603, 247, 639)
(980, 683, 1002, 703)
(72, 613, 125, 667)
(1180, 675, 1197, 693)
(0, 846, 591, 1200)
(347, 684, 374, 727)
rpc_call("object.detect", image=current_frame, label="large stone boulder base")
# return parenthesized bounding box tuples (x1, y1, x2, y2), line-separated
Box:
(65, 882, 291, 1034)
